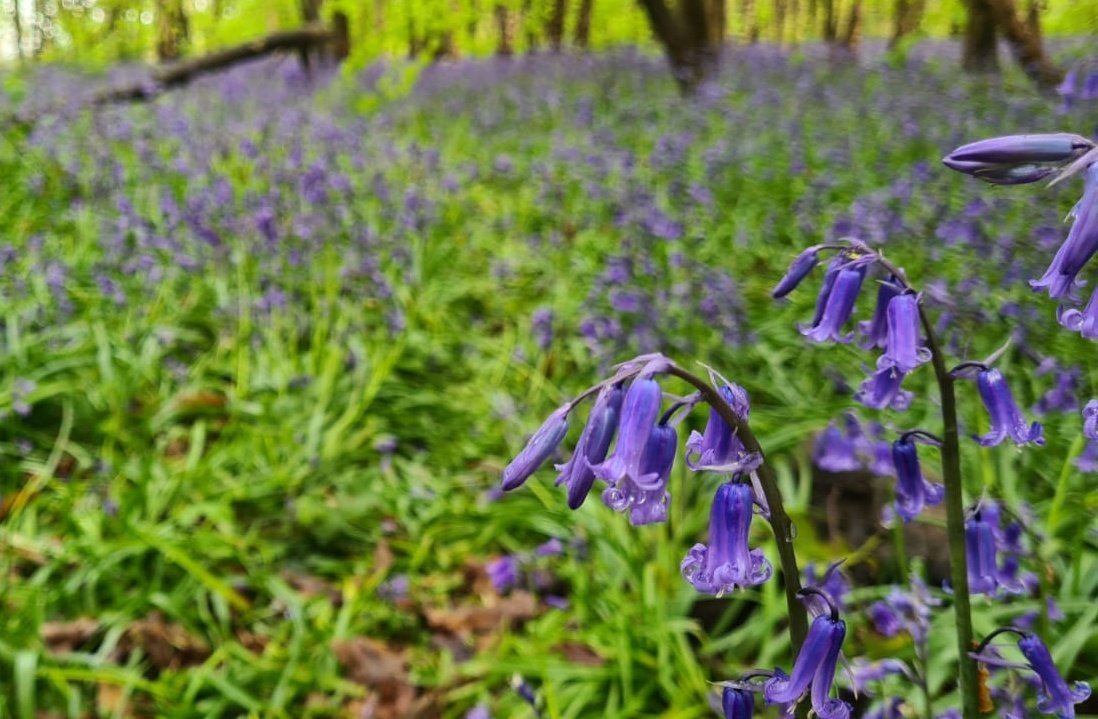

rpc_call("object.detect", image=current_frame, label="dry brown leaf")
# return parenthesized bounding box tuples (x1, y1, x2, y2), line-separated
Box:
(553, 641, 605, 666)
(423, 590, 540, 636)
(41, 617, 99, 653)
(281, 569, 343, 604)
(119, 612, 210, 670)
(332, 637, 416, 719)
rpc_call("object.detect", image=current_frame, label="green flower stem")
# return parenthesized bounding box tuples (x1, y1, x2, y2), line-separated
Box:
(917, 305, 978, 719)
(665, 364, 809, 654)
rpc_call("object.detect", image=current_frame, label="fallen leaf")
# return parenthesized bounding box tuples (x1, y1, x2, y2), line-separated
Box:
(118, 612, 210, 670)
(332, 637, 416, 719)
(281, 569, 343, 605)
(41, 617, 99, 653)
(552, 641, 605, 666)
(423, 590, 541, 636)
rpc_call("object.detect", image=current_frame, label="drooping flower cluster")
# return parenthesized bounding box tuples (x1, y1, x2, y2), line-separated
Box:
(500, 355, 763, 534)
(773, 242, 931, 412)
(812, 413, 893, 476)
(763, 589, 853, 719)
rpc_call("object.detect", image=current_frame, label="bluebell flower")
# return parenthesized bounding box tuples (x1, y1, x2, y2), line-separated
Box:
(772, 246, 820, 299)
(1057, 70, 1078, 112)
(800, 268, 865, 344)
(878, 293, 930, 373)
(763, 590, 851, 719)
(868, 575, 939, 643)
(592, 376, 663, 488)
(971, 367, 1044, 447)
(1033, 165, 1098, 300)
(804, 561, 851, 611)
(812, 422, 862, 473)
(848, 658, 911, 694)
(721, 685, 755, 719)
(858, 278, 901, 350)
(685, 383, 760, 473)
(890, 431, 944, 523)
(502, 405, 570, 491)
(555, 384, 623, 509)
(601, 422, 676, 525)
(681, 481, 772, 595)
(1083, 399, 1098, 440)
(962, 511, 1025, 596)
(855, 366, 913, 411)
(487, 555, 520, 593)
(1075, 440, 1098, 472)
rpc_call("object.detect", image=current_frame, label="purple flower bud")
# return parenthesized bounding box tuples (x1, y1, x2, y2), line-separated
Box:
(601, 422, 676, 525)
(685, 383, 759, 473)
(722, 686, 755, 719)
(1057, 69, 1078, 99)
(1058, 283, 1098, 338)
(764, 607, 851, 719)
(592, 377, 662, 487)
(943, 133, 1094, 185)
(855, 366, 913, 411)
(800, 268, 865, 344)
(812, 422, 861, 472)
(501, 405, 570, 491)
(555, 384, 623, 509)
(1084, 400, 1098, 440)
(858, 279, 901, 350)
(681, 482, 772, 595)
(464, 704, 491, 719)
(878, 293, 930, 374)
(807, 257, 842, 328)
(973, 368, 1044, 447)
(1017, 633, 1091, 717)
(773, 246, 820, 299)
(1076, 440, 1098, 472)
(891, 434, 943, 523)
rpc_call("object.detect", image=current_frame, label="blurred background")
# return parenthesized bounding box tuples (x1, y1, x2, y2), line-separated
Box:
(0, 1, 1096, 718)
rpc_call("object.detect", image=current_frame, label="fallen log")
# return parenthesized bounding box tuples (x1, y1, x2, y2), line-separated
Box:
(5, 23, 342, 129)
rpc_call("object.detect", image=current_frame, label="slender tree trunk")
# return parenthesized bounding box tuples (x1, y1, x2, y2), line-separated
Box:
(522, 0, 538, 50)
(495, 4, 515, 56)
(740, 0, 758, 42)
(807, 0, 817, 38)
(789, 0, 799, 42)
(889, 0, 924, 48)
(10, 2, 23, 62)
(840, 0, 861, 48)
(575, 0, 594, 47)
(962, 0, 999, 73)
(821, 0, 837, 41)
(548, 0, 568, 51)
(985, 0, 1060, 88)
(155, 0, 188, 62)
(774, 0, 787, 43)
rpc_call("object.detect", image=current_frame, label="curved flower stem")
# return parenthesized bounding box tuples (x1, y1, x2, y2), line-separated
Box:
(665, 364, 809, 654)
(916, 304, 979, 719)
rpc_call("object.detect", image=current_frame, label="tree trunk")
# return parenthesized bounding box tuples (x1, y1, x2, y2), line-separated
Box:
(575, 0, 594, 47)
(636, 0, 723, 93)
(1026, 0, 1041, 36)
(962, 0, 998, 73)
(11, 3, 23, 61)
(155, 0, 188, 62)
(888, 0, 924, 48)
(522, 0, 538, 50)
(740, 0, 758, 42)
(807, 0, 817, 38)
(774, 0, 787, 43)
(840, 0, 861, 48)
(494, 4, 514, 56)
(821, 0, 837, 41)
(985, 0, 1060, 88)
(548, 0, 567, 51)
